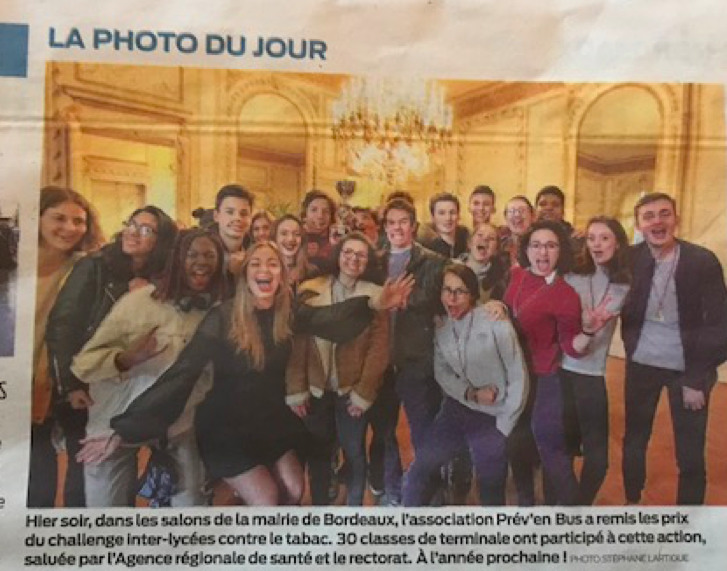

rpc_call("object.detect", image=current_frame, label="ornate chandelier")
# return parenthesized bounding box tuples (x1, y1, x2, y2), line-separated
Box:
(331, 76, 453, 185)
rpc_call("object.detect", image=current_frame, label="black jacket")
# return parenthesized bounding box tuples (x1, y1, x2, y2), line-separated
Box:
(383, 243, 446, 374)
(458, 252, 510, 302)
(621, 240, 727, 390)
(46, 249, 131, 395)
(112, 297, 375, 444)
(418, 223, 470, 259)
(289, 241, 445, 379)
(295, 243, 445, 375)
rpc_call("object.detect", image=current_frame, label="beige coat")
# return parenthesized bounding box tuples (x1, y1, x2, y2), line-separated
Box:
(71, 284, 212, 439)
(286, 275, 389, 411)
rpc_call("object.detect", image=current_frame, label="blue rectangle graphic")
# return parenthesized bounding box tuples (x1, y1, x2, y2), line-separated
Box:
(0, 23, 29, 78)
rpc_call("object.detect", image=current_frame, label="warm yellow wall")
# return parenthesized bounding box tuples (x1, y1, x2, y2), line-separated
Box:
(524, 95, 569, 198)
(456, 109, 528, 226)
(574, 167, 655, 239)
(75, 133, 176, 237)
(454, 90, 571, 227)
(452, 82, 726, 270)
(682, 84, 727, 269)
(43, 65, 726, 270)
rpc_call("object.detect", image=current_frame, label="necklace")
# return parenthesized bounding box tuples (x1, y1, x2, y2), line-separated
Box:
(588, 272, 611, 310)
(512, 271, 550, 319)
(451, 311, 475, 382)
(651, 244, 680, 322)
(333, 276, 357, 300)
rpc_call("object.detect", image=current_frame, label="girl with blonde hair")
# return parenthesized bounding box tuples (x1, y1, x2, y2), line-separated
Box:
(112, 241, 304, 505)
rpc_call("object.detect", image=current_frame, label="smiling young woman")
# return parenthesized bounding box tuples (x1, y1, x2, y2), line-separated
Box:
(41, 204, 177, 507)
(70, 229, 226, 507)
(29, 186, 103, 508)
(561, 216, 631, 505)
(503, 220, 604, 506)
(402, 264, 528, 506)
(272, 214, 318, 293)
(250, 211, 274, 244)
(111, 242, 306, 506)
(286, 232, 390, 506)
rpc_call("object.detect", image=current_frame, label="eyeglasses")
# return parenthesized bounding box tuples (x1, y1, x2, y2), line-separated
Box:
(505, 207, 530, 216)
(442, 286, 470, 298)
(341, 248, 368, 262)
(528, 241, 560, 251)
(123, 220, 157, 238)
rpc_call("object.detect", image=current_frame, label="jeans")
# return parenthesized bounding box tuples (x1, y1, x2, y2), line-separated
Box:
(85, 445, 140, 507)
(560, 368, 609, 505)
(507, 380, 539, 506)
(623, 361, 711, 505)
(85, 430, 206, 507)
(366, 370, 402, 501)
(366, 366, 441, 504)
(303, 392, 368, 506)
(28, 419, 57, 507)
(56, 402, 87, 507)
(531, 372, 578, 505)
(394, 367, 441, 453)
(403, 397, 507, 506)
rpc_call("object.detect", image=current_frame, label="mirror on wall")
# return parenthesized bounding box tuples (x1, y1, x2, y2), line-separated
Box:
(575, 86, 662, 238)
(237, 93, 307, 213)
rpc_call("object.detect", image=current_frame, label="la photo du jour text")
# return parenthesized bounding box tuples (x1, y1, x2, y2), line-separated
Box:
(48, 27, 327, 59)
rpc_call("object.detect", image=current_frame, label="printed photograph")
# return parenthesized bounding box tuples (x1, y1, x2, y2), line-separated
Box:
(0, 199, 18, 357)
(30, 61, 727, 508)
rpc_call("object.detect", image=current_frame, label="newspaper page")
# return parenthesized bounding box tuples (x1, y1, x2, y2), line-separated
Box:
(0, 0, 726, 570)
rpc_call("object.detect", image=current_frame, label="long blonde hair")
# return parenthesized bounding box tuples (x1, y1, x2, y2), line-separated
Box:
(229, 242, 292, 370)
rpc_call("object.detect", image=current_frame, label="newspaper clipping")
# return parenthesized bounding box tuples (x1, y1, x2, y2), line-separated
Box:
(0, 1, 726, 569)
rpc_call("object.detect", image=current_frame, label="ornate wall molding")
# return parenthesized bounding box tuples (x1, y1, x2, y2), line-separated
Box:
(565, 83, 684, 218)
(73, 63, 187, 111)
(82, 157, 149, 183)
(457, 105, 527, 195)
(225, 72, 335, 195)
(46, 62, 191, 218)
(454, 82, 562, 121)
(225, 72, 319, 130)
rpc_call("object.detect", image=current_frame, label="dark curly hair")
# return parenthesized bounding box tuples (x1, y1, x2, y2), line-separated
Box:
(535, 185, 565, 206)
(154, 228, 227, 303)
(517, 220, 574, 274)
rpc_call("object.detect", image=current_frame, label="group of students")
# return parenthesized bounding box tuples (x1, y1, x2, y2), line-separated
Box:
(29, 181, 727, 508)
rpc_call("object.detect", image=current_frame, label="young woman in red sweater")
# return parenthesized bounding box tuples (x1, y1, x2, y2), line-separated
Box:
(504, 220, 607, 505)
